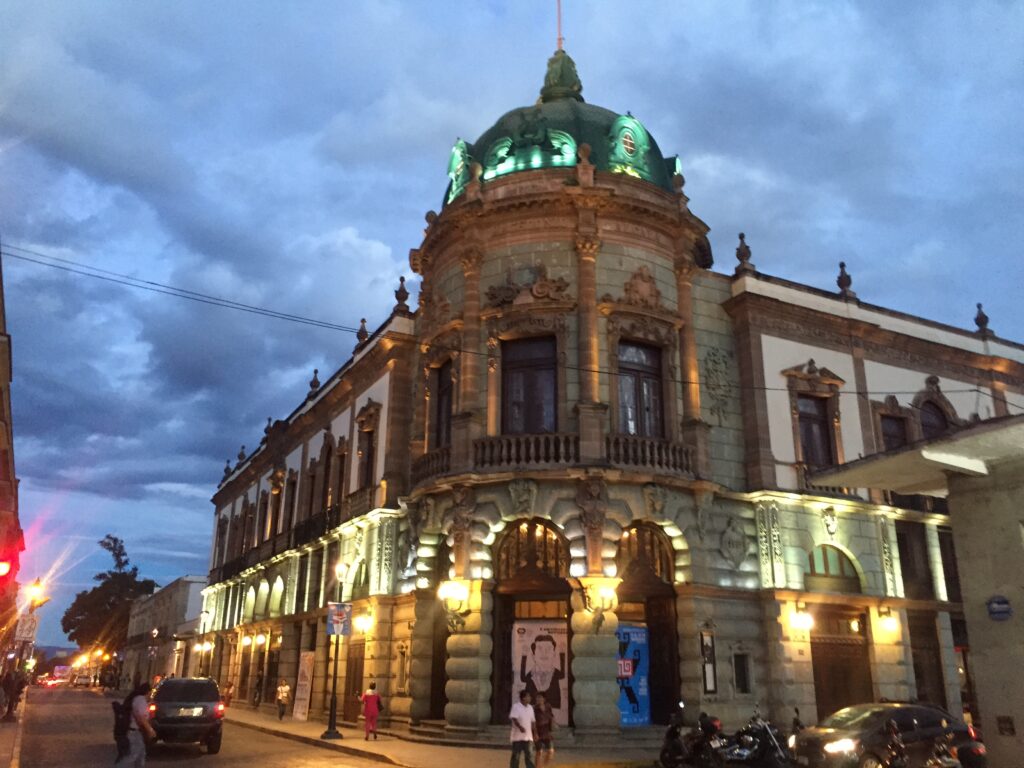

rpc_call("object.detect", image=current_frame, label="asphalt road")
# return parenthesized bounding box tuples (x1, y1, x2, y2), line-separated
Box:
(19, 686, 381, 767)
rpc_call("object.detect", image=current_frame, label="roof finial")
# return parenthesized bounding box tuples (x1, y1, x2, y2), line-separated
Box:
(837, 261, 856, 300)
(556, 0, 564, 51)
(236, 445, 246, 464)
(975, 302, 993, 339)
(307, 368, 320, 399)
(356, 318, 369, 346)
(394, 275, 410, 314)
(734, 233, 756, 276)
(540, 49, 583, 103)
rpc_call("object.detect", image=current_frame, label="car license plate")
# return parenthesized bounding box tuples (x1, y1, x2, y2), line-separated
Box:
(177, 707, 203, 717)
(710, 738, 723, 748)
(796, 757, 809, 766)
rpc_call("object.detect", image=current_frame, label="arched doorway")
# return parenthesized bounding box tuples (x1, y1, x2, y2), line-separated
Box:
(491, 518, 572, 726)
(804, 544, 873, 721)
(615, 522, 680, 725)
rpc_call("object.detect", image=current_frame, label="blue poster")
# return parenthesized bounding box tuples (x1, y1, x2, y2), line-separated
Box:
(326, 602, 352, 636)
(616, 623, 650, 726)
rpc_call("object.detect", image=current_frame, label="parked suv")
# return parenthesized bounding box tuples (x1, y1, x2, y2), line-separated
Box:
(791, 702, 979, 767)
(147, 677, 224, 754)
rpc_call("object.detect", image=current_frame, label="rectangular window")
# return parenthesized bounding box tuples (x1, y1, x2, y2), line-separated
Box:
(938, 528, 961, 603)
(309, 552, 323, 610)
(502, 337, 557, 434)
(306, 471, 316, 520)
(434, 360, 454, 448)
(335, 451, 347, 505)
(284, 476, 297, 532)
(295, 554, 309, 614)
(797, 395, 835, 469)
(617, 342, 664, 438)
(733, 653, 751, 694)
(358, 429, 376, 490)
(896, 521, 934, 600)
(880, 415, 909, 451)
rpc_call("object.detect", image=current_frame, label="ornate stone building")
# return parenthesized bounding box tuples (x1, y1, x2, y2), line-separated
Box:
(0, 257, 24, 646)
(201, 51, 1024, 736)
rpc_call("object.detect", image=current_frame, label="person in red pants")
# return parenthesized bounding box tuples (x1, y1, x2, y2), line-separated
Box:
(360, 682, 383, 740)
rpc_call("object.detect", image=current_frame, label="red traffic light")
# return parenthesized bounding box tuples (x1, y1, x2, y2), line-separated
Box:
(0, 561, 11, 578)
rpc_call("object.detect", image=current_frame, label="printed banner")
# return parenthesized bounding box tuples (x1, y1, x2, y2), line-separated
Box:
(326, 602, 353, 636)
(512, 620, 569, 727)
(615, 623, 650, 726)
(291, 651, 316, 721)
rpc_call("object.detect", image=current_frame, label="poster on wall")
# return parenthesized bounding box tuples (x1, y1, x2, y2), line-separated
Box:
(512, 620, 569, 726)
(615, 623, 650, 726)
(291, 651, 316, 721)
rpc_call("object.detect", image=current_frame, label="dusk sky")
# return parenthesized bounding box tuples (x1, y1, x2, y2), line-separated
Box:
(2, 2, 1021, 645)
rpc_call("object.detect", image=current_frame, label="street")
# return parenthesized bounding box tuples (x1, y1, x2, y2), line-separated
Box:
(19, 686, 381, 767)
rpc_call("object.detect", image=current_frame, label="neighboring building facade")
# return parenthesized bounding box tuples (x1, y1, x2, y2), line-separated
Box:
(0, 256, 25, 645)
(123, 575, 205, 686)
(813, 414, 1024, 766)
(201, 51, 1024, 736)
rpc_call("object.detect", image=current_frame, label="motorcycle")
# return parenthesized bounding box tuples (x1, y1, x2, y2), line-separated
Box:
(924, 724, 988, 768)
(659, 701, 691, 768)
(722, 704, 790, 768)
(658, 701, 725, 768)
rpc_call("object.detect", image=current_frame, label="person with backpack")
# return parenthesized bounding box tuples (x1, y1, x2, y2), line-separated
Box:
(114, 681, 156, 766)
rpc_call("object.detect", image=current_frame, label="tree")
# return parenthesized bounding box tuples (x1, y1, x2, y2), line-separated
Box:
(61, 535, 156, 650)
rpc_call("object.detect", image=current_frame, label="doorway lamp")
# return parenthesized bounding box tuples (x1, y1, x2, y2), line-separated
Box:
(578, 576, 620, 633)
(879, 606, 899, 633)
(438, 580, 471, 632)
(791, 601, 814, 632)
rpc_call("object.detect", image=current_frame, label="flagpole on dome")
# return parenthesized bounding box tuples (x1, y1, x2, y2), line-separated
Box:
(556, 0, 564, 51)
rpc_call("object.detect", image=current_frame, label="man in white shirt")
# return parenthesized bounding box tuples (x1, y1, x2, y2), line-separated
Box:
(509, 689, 537, 768)
(117, 682, 157, 767)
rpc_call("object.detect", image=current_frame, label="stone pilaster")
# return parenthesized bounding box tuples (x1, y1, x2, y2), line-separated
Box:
(570, 580, 620, 735)
(675, 259, 712, 479)
(459, 248, 482, 414)
(408, 590, 439, 724)
(760, 598, 816, 726)
(444, 580, 493, 731)
(576, 237, 601, 404)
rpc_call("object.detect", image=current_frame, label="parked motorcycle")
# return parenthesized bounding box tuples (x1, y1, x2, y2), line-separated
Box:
(924, 723, 988, 768)
(660, 701, 691, 768)
(722, 704, 790, 768)
(882, 718, 910, 768)
(658, 702, 725, 768)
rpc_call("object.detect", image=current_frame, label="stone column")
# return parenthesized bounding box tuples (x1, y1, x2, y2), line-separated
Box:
(570, 579, 620, 735)
(444, 580, 493, 731)
(408, 590, 440, 724)
(675, 258, 712, 478)
(758, 597, 816, 725)
(575, 235, 608, 463)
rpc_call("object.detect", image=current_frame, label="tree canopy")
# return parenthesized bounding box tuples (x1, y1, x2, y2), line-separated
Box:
(60, 535, 156, 650)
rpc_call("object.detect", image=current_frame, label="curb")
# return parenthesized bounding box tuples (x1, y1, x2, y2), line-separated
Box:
(9, 690, 26, 768)
(225, 716, 412, 767)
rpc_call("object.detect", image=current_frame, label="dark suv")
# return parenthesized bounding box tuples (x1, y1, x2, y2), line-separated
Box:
(792, 702, 979, 767)
(148, 677, 224, 754)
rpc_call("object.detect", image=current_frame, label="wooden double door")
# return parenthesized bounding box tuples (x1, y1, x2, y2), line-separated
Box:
(342, 638, 365, 722)
(810, 607, 873, 722)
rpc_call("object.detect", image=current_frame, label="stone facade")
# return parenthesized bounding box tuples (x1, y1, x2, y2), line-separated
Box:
(201, 51, 1024, 739)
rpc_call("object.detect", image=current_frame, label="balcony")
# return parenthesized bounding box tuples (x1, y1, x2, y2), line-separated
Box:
(474, 433, 579, 470)
(796, 462, 853, 498)
(606, 435, 693, 476)
(343, 486, 376, 520)
(412, 446, 451, 485)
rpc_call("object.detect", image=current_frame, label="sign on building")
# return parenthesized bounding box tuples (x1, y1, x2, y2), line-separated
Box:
(291, 651, 316, 721)
(616, 624, 650, 726)
(14, 614, 39, 643)
(326, 602, 353, 636)
(512, 621, 569, 727)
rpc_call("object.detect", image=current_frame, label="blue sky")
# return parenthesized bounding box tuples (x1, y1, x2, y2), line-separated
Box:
(1, 2, 1021, 645)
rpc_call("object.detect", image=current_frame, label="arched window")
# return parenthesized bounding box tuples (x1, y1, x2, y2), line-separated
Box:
(804, 544, 861, 594)
(254, 580, 270, 619)
(616, 522, 674, 584)
(242, 586, 256, 624)
(495, 518, 569, 583)
(919, 402, 949, 440)
(268, 576, 285, 618)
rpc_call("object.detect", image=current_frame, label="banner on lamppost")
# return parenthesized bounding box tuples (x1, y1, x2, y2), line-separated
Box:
(14, 614, 39, 643)
(326, 602, 353, 637)
(292, 651, 316, 721)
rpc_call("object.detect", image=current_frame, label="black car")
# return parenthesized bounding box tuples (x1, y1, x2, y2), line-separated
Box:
(791, 702, 978, 768)
(148, 677, 224, 754)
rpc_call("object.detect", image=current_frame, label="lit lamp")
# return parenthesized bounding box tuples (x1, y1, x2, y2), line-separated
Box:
(241, 635, 253, 647)
(791, 602, 814, 632)
(353, 613, 374, 635)
(255, 633, 267, 646)
(438, 580, 471, 632)
(879, 606, 899, 633)
(579, 576, 621, 633)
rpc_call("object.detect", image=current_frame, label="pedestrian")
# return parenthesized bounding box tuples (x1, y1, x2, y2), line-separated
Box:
(116, 681, 156, 767)
(359, 681, 382, 740)
(252, 671, 264, 707)
(223, 680, 234, 707)
(275, 678, 291, 720)
(533, 692, 555, 768)
(509, 689, 536, 768)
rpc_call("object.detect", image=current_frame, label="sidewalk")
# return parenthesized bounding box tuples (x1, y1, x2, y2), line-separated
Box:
(0, 690, 26, 768)
(224, 706, 653, 768)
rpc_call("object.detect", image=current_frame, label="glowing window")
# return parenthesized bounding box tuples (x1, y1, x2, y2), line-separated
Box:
(622, 130, 636, 156)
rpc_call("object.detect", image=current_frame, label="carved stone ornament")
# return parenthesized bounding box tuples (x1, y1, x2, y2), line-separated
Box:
(574, 478, 608, 535)
(642, 483, 666, 518)
(621, 265, 664, 309)
(422, 496, 441, 532)
(508, 479, 538, 517)
(719, 516, 748, 569)
(450, 485, 476, 534)
(702, 348, 734, 426)
(606, 314, 677, 348)
(485, 264, 572, 308)
(821, 506, 839, 539)
(878, 517, 897, 596)
(418, 285, 451, 335)
(781, 359, 845, 390)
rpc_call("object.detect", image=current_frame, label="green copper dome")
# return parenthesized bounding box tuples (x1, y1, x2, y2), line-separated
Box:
(444, 50, 679, 205)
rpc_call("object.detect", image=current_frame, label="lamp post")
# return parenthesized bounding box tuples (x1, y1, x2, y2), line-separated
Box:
(321, 560, 347, 741)
(3, 579, 49, 721)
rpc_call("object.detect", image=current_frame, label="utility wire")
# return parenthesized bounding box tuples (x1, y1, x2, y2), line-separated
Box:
(1, 243, 1010, 404)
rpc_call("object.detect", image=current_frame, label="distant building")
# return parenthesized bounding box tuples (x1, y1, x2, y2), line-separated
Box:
(814, 414, 1024, 765)
(122, 575, 205, 686)
(0, 255, 24, 648)
(201, 50, 1024, 737)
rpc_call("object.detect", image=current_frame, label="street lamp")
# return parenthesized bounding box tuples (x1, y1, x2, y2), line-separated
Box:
(321, 560, 347, 741)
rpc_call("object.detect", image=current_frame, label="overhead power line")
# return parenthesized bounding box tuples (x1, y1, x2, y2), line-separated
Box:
(1, 243, 1008, 404)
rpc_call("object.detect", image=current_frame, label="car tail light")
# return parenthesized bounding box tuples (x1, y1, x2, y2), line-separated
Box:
(148, 703, 157, 718)
(967, 723, 977, 740)
(215, 702, 225, 717)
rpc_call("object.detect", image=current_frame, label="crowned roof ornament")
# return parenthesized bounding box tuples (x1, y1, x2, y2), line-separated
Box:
(356, 318, 369, 346)
(837, 261, 856, 300)
(540, 49, 583, 103)
(394, 276, 410, 314)
(975, 302, 993, 339)
(734, 233, 755, 275)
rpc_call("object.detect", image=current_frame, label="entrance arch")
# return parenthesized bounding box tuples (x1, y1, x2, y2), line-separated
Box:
(491, 518, 572, 726)
(616, 522, 680, 725)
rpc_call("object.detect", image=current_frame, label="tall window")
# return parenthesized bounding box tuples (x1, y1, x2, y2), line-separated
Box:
(938, 528, 961, 602)
(434, 360, 454, 448)
(335, 448, 347, 503)
(919, 402, 949, 440)
(896, 520, 934, 600)
(880, 415, 909, 451)
(358, 428, 376, 489)
(502, 337, 556, 434)
(284, 475, 297, 531)
(797, 395, 835, 469)
(617, 342, 663, 438)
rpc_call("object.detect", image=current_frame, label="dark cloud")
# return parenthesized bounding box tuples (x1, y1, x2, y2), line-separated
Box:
(1, 2, 1020, 644)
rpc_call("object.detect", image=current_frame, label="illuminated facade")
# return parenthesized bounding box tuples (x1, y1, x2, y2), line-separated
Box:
(201, 51, 1024, 736)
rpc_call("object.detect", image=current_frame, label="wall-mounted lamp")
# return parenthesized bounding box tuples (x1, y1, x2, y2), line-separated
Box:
(353, 613, 374, 635)
(579, 577, 621, 633)
(255, 633, 267, 646)
(438, 579, 471, 632)
(202, 641, 212, 652)
(848, 618, 861, 634)
(334, 561, 346, 581)
(193, 642, 203, 653)
(241, 635, 253, 647)
(879, 606, 899, 633)
(791, 602, 814, 632)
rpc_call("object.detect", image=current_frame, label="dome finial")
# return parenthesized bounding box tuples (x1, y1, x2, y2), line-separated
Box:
(540, 49, 583, 103)
(556, 0, 565, 51)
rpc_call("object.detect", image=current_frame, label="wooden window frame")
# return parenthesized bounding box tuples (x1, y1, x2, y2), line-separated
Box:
(782, 360, 845, 484)
(500, 336, 559, 435)
(355, 399, 382, 492)
(606, 313, 680, 441)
